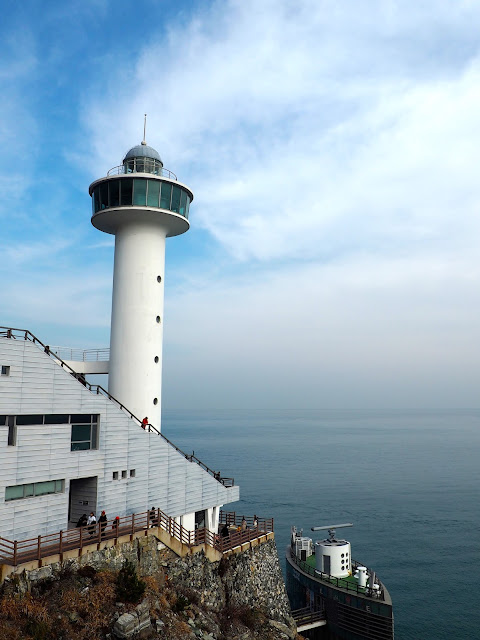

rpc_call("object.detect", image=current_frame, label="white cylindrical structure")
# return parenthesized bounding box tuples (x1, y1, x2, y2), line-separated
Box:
(315, 539, 351, 578)
(356, 565, 368, 588)
(109, 221, 167, 427)
(89, 142, 193, 431)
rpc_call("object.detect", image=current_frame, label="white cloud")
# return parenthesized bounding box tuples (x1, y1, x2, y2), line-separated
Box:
(2, 0, 480, 409)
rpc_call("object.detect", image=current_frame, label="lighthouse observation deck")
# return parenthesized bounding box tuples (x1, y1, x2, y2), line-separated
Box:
(89, 141, 193, 236)
(90, 173, 192, 220)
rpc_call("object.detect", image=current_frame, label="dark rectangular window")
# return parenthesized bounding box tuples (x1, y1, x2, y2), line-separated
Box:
(71, 414, 91, 423)
(109, 180, 120, 207)
(1, 365, 10, 375)
(0, 416, 6, 425)
(93, 187, 100, 213)
(99, 182, 108, 210)
(8, 423, 16, 446)
(120, 179, 133, 206)
(7, 415, 15, 446)
(44, 415, 69, 424)
(160, 182, 172, 209)
(171, 185, 181, 213)
(16, 415, 43, 425)
(71, 415, 99, 451)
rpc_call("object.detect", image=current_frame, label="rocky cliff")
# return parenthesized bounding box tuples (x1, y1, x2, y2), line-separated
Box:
(0, 534, 301, 640)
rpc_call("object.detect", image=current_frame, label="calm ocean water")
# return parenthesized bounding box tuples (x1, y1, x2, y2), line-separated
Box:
(163, 409, 480, 640)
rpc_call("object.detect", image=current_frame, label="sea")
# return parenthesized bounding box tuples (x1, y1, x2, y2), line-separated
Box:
(162, 408, 480, 640)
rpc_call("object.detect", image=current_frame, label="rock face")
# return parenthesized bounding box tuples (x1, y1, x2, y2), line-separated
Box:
(113, 601, 151, 639)
(1, 535, 298, 640)
(165, 540, 292, 626)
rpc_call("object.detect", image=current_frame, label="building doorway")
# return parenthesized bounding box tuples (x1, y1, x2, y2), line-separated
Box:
(194, 510, 206, 530)
(68, 477, 98, 528)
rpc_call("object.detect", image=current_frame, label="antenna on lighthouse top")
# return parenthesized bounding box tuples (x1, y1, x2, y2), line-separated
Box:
(142, 113, 147, 146)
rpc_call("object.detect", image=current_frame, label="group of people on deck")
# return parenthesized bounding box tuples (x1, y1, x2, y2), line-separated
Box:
(75, 510, 112, 537)
(220, 515, 258, 539)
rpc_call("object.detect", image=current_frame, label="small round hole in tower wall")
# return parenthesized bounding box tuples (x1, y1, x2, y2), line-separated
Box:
(153, 398, 158, 405)
(156, 316, 161, 323)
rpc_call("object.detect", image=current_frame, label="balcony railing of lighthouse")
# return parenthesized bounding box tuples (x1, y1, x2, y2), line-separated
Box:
(106, 161, 177, 180)
(0, 326, 234, 488)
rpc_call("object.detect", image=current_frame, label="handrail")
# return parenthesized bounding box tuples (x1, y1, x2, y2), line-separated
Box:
(288, 548, 385, 601)
(49, 347, 110, 362)
(219, 511, 274, 531)
(291, 607, 326, 624)
(106, 164, 178, 180)
(0, 510, 273, 567)
(0, 326, 234, 488)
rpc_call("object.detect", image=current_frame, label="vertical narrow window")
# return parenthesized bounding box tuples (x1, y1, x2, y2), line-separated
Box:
(160, 182, 172, 209)
(147, 180, 160, 207)
(1, 365, 10, 375)
(179, 190, 187, 216)
(171, 185, 181, 213)
(109, 180, 120, 207)
(94, 187, 100, 213)
(7, 416, 16, 446)
(133, 179, 147, 206)
(99, 182, 108, 210)
(120, 178, 133, 206)
(185, 196, 191, 219)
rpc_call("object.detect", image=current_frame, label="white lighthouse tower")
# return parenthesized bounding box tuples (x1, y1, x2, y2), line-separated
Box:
(89, 131, 193, 430)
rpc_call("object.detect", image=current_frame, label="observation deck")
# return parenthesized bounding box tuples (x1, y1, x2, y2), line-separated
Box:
(89, 142, 193, 237)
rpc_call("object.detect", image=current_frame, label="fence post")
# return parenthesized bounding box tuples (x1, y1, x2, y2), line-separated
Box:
(131, 514, 135, 538)
(37, 535, 42, 562)
(59, 530, 63, 558)
(79, 526, 83, 553)
(13, 540, 17, 566)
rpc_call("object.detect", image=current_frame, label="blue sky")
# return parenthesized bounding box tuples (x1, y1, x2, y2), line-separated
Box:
(1, 0, 480, 410)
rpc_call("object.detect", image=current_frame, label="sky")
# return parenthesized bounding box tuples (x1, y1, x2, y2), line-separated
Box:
(1, 0, 480, 410)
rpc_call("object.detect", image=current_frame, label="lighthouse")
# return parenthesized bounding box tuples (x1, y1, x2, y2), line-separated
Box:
(89, 133, 193, 430)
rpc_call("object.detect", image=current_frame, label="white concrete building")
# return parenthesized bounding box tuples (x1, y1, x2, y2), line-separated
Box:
(0, 138, 239, 542)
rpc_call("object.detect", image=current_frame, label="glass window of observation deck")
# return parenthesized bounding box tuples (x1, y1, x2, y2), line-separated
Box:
(179, 190, 187, 216)
(99, 183, 108, 210)
(109, 180, 120, 207)
(147, 180, 160, 207)
(121, 179, 133, 206)
(93, 187, 100, 214)
(160, 182, 172, 209)
(133, 179, 147, 206)
(171, 185, 181, 213)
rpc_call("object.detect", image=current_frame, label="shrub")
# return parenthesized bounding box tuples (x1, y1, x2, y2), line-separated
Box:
(171, 594, 189, 613)
(116, 560, 146, 603)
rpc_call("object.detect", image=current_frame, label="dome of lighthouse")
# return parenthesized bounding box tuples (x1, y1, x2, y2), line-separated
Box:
(123, 143, 162, 163)
(122, 142, 163, 175)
